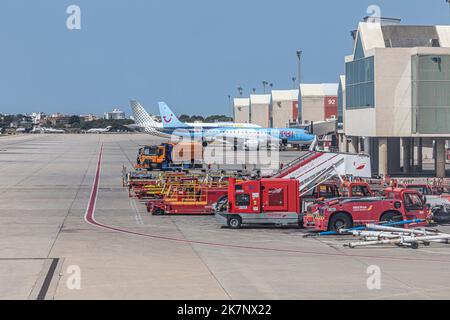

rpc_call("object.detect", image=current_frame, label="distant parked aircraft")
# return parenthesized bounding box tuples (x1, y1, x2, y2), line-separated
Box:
(85, 126, 112, 133)
(31, 127, 65, 134)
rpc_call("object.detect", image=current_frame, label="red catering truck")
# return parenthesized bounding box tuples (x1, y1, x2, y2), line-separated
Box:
(312, 188, 430, 231)
(215, 178, 301, 228)
(303, 181, 374, 227)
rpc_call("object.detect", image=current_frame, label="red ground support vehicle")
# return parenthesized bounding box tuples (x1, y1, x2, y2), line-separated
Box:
(146, 181, 228, 215)
(215, 178, 301, 228)
(301, 181, 340, 212)
(303, 181, 374, 228)
(341, 180, 374, 197)
(126, 171, 188, 198)
(312, 188, 430, 231)
(399, 184, 435, 196)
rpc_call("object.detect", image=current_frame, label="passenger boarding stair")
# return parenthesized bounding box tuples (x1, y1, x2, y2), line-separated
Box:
(272, 151, 320, 179)
(273, 151, 372, 195)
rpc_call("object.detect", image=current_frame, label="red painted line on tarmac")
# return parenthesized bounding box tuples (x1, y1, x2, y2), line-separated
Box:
(84, 145, 450, 264)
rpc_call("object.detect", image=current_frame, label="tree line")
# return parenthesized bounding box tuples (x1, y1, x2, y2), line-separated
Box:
(178, 114, 233, 123)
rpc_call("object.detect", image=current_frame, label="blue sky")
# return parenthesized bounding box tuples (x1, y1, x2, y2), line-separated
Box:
(0, 0, 449, 116)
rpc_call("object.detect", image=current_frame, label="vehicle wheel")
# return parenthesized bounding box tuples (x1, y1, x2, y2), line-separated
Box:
(153, 208, 164, 216)
(380, 211, 403, 223)
(227, 216, 242, 229)
(298, 214, 305, 229)
(411, 242, 419, 249)
(328, 213, 352, 231)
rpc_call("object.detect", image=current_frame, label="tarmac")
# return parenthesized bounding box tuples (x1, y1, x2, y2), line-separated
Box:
(1, 133, 450, 300)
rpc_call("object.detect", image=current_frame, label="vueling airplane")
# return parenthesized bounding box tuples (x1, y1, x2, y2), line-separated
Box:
(159, 102, 315, 150)
(130, 100, 260, 132)
(131, 100, 316, 149)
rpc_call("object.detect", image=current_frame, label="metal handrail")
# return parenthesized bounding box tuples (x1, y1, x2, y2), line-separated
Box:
(274, 151, 315, 176)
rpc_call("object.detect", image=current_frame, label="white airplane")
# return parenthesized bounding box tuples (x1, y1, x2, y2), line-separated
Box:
(130, 100, 316, 150)
(158, 102, 316, 150)
(32, 126, 65, 134)
(85, 126, 112, 133)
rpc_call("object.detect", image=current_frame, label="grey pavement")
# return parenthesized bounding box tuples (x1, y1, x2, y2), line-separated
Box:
(1, 133, 450, 300)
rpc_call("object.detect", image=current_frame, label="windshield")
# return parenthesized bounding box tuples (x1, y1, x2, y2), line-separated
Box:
(343, 185, 370, 197)
(143, 147, 158, 156)
(352, 186, 371, 196)
(313, 185, 340, 198)
(403, 192, 424, 210)
(406, 185, 431, 195)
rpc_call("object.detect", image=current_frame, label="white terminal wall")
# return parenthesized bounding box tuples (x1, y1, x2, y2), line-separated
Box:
(300, 84, 338, 123)
(233, 98, 250, 123)
(271, 90, 299, 128)
(344, 47, 450, 138)
(250, 94, 271, 127)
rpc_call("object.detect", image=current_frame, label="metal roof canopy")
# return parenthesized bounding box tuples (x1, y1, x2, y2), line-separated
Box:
(382, 25, 440, 48)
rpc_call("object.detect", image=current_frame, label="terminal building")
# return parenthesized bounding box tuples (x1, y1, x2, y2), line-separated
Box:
(233, 98, 251, 124)
(341, 18, 450, 178)
(233, 85, 337, 128)
(271, 90, 299, 128)
(104, 108, 126, 120)
(299, 84, 338, 124)
(250, 94, 271, 127)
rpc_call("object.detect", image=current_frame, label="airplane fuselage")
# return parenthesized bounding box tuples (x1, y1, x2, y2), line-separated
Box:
(157, 126, 315, 145)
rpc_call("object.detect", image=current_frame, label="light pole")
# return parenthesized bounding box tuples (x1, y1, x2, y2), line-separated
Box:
(446, 0, 450, 24)
(296, 50, 302, 87)
(237, 86, 243, 97)
(262, 81, 268, 93)
(228, 95, 233, 118)
(292, 77, 296, 89)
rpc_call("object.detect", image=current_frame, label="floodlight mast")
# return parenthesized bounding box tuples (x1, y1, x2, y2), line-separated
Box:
(296, 50, 302, 87)
(447, 1, 450, 24)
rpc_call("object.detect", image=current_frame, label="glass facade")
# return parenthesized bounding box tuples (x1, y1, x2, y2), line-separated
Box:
(345, 56, 375, 109)
(412, 55, 450, 134)
(337, 80, 343, 123)
(354, 34, 365, 60)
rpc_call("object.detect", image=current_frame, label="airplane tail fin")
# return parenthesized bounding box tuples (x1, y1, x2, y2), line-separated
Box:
(130, 100, 160, 128)
(158, 102, 188, 128)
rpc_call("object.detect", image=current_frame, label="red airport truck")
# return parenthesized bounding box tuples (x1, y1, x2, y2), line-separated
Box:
(303, 180, 374, 227)
(215, 178, 301, 228)
(312, 187, 430, 231)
